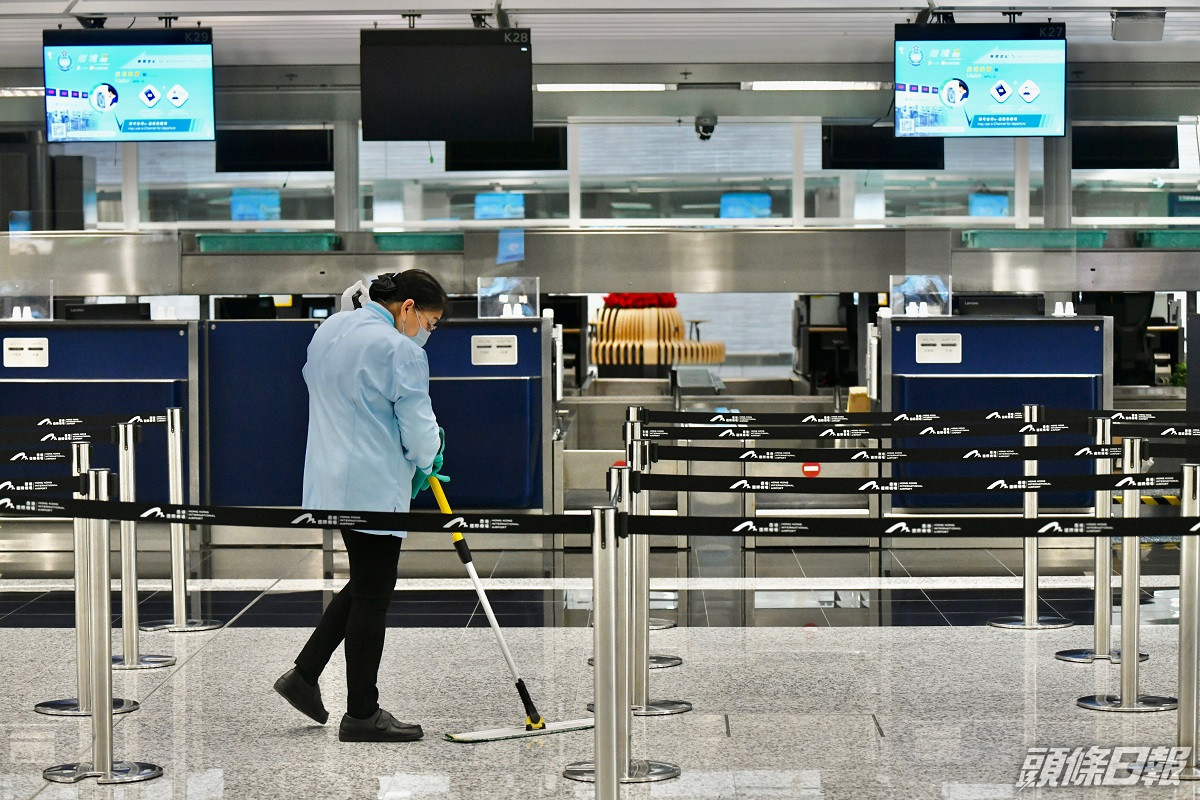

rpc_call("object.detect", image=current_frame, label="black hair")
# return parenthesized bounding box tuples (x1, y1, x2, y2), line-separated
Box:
(368, 269, 449, 312)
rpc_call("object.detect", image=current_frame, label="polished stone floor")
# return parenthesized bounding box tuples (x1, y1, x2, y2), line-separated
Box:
(0, 540, 1195, 799)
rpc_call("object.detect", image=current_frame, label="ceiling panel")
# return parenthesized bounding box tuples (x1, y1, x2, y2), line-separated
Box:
(3, 4, 1200, 69)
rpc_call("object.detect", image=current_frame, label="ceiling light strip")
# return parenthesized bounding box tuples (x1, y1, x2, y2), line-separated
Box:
(745, 81, 889, 91)
(535, 83, 675, 92)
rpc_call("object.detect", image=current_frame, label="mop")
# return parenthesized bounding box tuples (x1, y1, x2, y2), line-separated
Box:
(430, 478, 594, 743)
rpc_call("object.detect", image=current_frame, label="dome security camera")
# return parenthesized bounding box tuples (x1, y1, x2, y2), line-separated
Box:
(694, 115, 717, 141)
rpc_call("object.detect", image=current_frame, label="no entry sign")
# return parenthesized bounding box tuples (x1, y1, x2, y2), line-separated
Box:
(801, 462, 821, 478)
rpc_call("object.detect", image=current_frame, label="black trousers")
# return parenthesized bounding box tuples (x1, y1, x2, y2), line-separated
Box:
(294, 529, 404, 719)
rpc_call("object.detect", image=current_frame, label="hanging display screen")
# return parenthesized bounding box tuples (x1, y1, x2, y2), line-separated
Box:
(43, 27, 215, 143)
(894, 23, 1066, 138)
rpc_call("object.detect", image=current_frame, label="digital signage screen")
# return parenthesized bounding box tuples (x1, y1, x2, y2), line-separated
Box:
(43, 28, 215, 143)
(719, 193, 772, 219)
(474, 192, 525, 220)
(360, 29, 533, 142)
(894, 23, 1065, 138)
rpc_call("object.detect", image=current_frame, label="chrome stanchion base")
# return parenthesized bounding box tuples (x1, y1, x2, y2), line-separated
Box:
(587, 699, 693, 716)
(563, 759, 681, 784)
(649, 617, 676, 631)
(44, 760, 163, 784)
(140, 618, 221, 633)
(588, 654, 683, 669)
(34, 698, 139, 717)
(112, 654, 176, 670)
(1054, 648, 1148, 664)
(633, 700, 692, 717)
(1076, 693, 1178, 713)
(988, 615, 1073, 630)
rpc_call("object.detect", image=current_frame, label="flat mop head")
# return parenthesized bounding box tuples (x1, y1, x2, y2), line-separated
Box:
(444, 718, 594, 744)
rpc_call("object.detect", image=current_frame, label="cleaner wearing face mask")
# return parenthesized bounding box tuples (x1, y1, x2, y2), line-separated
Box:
(274, 269, 449, 742)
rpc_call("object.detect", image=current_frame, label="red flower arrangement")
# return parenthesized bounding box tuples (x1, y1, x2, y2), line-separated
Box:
(602, 293, 677, 309)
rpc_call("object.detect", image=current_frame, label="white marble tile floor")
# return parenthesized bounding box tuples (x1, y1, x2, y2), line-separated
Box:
(2, 625, 1200, 799)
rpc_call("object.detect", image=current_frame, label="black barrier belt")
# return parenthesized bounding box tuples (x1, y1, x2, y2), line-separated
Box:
(642, 409, 1200, 427)
(0, 413, 167, 430)
(651, 443, 1123, 465)
(0, 493, 594, 535)
(0, 428, 114, 446)
(0, 478, 75, 493)
(1146, 443, 1200, 459)
(633, 472, 1182, 495)
(641, 420, 1086, 441)
(1113, 423, 1200, 439)
(643, 410, 1028, 426)
(0, 448, 71, 463)
(626, 514, 1200, 538)
(2, 491, 1193, 540)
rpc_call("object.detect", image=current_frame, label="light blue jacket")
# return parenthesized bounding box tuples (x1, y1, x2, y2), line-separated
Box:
(301, 301, 440, 537)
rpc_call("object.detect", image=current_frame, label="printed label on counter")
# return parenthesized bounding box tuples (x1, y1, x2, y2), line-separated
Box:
(471, 335, 518, 366)
(914, 333, 962, 364)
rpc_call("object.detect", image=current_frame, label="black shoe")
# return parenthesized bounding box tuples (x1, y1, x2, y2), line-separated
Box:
(274, 668, 329, 725)
(338, 708, 424, 742)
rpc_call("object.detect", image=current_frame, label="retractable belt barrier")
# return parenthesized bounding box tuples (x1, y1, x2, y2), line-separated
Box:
(0, 413, 167, 430)
(2, 492, 1196, 540)
(641, 421, 1084, 440)
(651, 443, 1125, 464)
(632, 472, 1181, 495)
(0, 448, 71, 463)
(640, 409, 1200, 426)
(0, 428, 117, 446)
(0, 493, 595, 535)
(626, 514, 1200, 538)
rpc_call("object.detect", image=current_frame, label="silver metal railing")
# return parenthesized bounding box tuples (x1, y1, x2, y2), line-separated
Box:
(1078, 438, 1177, 714)
(113, 421, 175, 671)
(44, 469, 162, 786)
(141, 408, 220, 633)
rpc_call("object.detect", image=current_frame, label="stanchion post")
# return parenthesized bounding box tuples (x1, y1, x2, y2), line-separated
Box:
(627, 413, 682, 669)
(73, 443, 91, 710)
(990, 404, 1071, 630)
(141, 408, 220, 633)
(564, 506, 620, 797)
(625, 428, 690, 719)
(628, 408, 676, 634)
(1057, 418, 1145, 664)
(113, 423, 175, 670)
(35, 444, 137, 717)
(1178, 464, 1200, 780)
(44, 470, 162, 786)
(565, 477, 680, 788)
(1078, 437, 1177, 713)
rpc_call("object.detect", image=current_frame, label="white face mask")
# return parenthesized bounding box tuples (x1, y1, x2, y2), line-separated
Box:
(405, 307, 431, 348)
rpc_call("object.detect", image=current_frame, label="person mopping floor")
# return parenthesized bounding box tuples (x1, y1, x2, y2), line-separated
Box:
(274, 270, 450, 743)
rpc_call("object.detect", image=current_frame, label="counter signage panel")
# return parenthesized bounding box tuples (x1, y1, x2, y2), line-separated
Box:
(43, 28, 215, 143)
(894, 23, 1065, 138)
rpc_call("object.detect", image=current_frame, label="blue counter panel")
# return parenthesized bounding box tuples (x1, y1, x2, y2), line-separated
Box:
(0, 323, 191, 502)
(203, 318, 544, 510)
(204, 321, 318, 507)
(890, 318, 1106, 376)
(425, 319, 544, 378)
(420, 319, 544, 508)
(890, 317, 1105, 510)
(0, 323, 189, 380)
(0, 382, 182, 503)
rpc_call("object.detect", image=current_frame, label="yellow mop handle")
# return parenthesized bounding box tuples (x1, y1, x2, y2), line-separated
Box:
(429, 478, 463, 543)
(429, 476, 545, 729)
